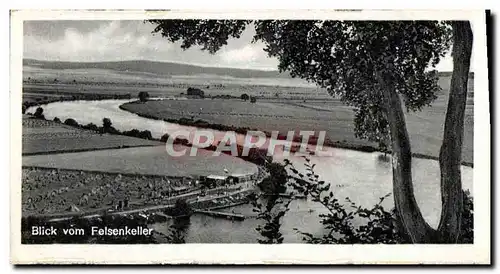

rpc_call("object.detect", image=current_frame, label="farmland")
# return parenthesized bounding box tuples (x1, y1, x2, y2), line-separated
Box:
(22, 145, 259, 177)
(121, 84, 474, 164)
(22, 116, 162, 155)
(21, 59, 475, 220)
(22, 167, 193, 215)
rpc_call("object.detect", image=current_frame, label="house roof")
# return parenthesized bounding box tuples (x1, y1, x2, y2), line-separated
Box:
(206, 175, 228, 180)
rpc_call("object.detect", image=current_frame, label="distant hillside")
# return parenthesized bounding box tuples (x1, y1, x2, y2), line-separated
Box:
(23, 59, 472, 80)
(23, 59, 291, 79)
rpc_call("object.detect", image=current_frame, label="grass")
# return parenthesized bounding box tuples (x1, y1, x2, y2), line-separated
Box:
(22, 145, 259, 177)
(22, 117, 162, 155)
(121, 88, 474, 164)
(23, 63, 330, 100)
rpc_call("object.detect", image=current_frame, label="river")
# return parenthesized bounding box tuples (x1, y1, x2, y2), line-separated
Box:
(26, 99, 473, 243)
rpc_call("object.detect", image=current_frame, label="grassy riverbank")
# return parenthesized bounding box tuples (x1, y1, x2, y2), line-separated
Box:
(120, 99, 474, 167)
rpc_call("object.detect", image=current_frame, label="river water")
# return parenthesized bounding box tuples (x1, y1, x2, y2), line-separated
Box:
(26, 99, 473, 243)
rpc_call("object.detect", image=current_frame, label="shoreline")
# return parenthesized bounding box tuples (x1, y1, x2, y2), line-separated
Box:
(119, 100, 474, 168)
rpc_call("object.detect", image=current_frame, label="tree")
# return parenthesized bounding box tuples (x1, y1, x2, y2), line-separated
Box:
(138, 91, 150, 102)
(258, 162, 287, 195)
(250, 162, 291, 244)
(186, 87, 205, 98)
(34, 107, 45, 119)
(241, 93, 250, 101)
(102, 118, 112, 130)
(101, 118, 120, 134)
(160, 133, 171, 142)
(166, 199, 193, 217)
(148, 20, 471, 243)
(64, 118, 79, 127)
(437, 21, 473, 242)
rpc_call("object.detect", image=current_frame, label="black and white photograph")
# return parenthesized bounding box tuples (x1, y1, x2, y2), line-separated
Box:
(10, 9, 490, 264)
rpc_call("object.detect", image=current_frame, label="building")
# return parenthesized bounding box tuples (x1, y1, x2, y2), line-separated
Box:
(200, 173, 256, 189)
(186, 87, 205, 98)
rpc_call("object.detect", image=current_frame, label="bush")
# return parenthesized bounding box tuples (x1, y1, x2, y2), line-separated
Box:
(253, 159, 474, 244)
(138, 91, 150, 102)
(250, 96, 257, 103)
(186, 87, 204, 98)
(138, 130, 153, 140)
(241, 93, 250, 101)
(102, 118, 112, 129)
(64, 118, 79, 127)
(122, 129, 152, 140)
(82, 123, 99, 131)
(283, 159, 407, 244)
(166, 199, 193, 217)
(101, 118, 119, 134)
(53, 117, 61, 123)
(160, 133, 170, 142)
(258, 163, 287, 195)
(123, 129, 141, 138)
(459, 190, 474, 243)
(34, 107, 45, 119)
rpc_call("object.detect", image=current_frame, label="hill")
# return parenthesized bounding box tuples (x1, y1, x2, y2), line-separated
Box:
(23, 59, 291, 79)
(24, 59, 472, 80)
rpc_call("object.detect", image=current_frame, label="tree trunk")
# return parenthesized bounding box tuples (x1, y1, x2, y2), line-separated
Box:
(437, 21, 473, 243)
(378, 72, 436, 243)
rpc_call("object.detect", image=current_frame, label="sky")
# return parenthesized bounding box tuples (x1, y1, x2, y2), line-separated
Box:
(23, 20, 458, 71)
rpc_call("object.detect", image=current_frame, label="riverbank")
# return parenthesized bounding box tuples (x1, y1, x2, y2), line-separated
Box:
(120, 99, 474, 167)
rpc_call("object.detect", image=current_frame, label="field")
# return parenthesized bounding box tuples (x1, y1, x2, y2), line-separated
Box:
(22, 167, 191, 215)
(21, 60, 475, 218)
(121, 87, 474, 164)
(23, 145, 259, 177)
(23, 60, 329, 101)
(22, 116, 162, 155)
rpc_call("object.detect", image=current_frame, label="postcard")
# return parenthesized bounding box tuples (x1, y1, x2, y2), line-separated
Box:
(10, 9, 490, 264)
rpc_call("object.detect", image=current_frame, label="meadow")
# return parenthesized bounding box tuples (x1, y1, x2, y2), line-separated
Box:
(22, 116, 162, 155)
(22, 145, 259, 178)
(121, 90, 474, 164)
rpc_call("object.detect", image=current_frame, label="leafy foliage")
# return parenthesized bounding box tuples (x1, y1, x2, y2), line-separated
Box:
(258, 162, 287, 195)
(149, 19, 250, 54)
(164, 217, 190, 244)
(459, 190, 474, 244)
(138, 91, 150, 102)
(64, 118, 79, 127)
(240, 93, 250, 101)
(283, 158, 407, 244)
(248, 161, 291, 244)
(166, 199, 193, 217)
(34, 107, 45, 119)
(250, 158, 473, 244)
(102, 118, 119, 134)
(148, 20, 451, 146)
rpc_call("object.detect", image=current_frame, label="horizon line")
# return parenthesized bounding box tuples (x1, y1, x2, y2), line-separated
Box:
(22, 58, 470, 74)
(23, 58, 282, 72)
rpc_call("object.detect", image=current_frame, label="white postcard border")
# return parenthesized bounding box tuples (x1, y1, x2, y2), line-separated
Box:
(10, 9, 490, 264)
